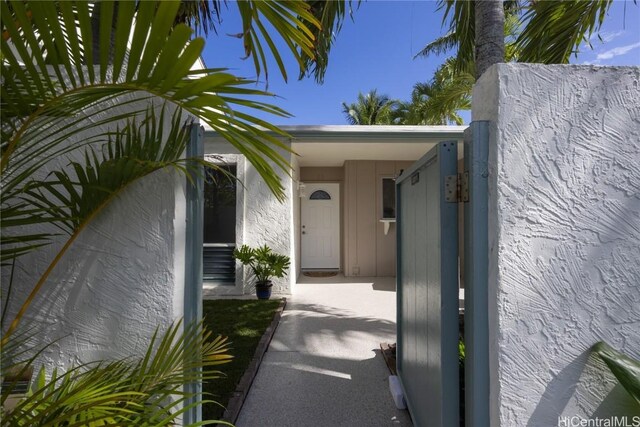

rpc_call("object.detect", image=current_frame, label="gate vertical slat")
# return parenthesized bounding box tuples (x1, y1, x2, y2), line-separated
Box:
(396, 141, 459, 427)
(463, 122, 490, 427)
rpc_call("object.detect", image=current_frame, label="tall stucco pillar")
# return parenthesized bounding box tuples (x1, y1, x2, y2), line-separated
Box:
(473, 64, 640, 426)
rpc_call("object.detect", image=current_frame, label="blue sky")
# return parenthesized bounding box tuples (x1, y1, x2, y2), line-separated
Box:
(201, 1, 640, 126)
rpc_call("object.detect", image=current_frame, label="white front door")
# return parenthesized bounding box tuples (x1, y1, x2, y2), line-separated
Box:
(301, 183, 340, 270)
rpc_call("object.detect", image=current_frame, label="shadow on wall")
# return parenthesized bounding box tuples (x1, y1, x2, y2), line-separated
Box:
(529, 350, 640, 427)
(593, 383, 640, 419)
(528, 350, 589, 426)
(5, 174, 178, 369)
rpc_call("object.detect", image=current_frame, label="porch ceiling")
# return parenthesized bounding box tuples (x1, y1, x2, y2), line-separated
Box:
(203, 125, 467, 167)
(288, 125, 467, 167)
(293, 141, 443, 167)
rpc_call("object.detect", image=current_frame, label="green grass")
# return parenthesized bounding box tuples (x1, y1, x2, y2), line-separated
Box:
(202, 298, 282, 421)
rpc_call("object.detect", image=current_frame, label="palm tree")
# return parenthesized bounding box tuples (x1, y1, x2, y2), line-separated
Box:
(405, 60, 473, 125)
(413, 13, 520, 121)
(415, 0, 619, 115)
(475, 0, 505, 78)
(343, 72, 470, 126)
(426, 0, 617, 78)
(342, 90, 400, 125)
(1, 1, 348, 423)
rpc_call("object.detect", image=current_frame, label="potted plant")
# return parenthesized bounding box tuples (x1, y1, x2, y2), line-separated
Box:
(233, 245, 291, 300)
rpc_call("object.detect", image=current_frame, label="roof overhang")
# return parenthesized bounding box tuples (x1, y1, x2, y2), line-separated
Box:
(286, 125, 466, 167)
(203, 125, 467, 167)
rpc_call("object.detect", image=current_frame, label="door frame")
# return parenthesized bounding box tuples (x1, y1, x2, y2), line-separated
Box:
(300, 182, 341, 270)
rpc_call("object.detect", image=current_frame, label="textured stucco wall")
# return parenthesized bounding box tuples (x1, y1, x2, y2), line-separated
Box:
(242, 144, 295, 294)
(203, 138, 296, 294)
(291, 155, 302, 289)
(2, 99, 188, 371)
(473, 64, 640, 426)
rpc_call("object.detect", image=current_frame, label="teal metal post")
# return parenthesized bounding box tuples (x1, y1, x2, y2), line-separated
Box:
(464, 121, 490, 427)
(184, 123, 204, 424)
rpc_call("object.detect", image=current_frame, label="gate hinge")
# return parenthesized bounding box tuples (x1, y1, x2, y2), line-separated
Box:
(444, 172, 469, 203)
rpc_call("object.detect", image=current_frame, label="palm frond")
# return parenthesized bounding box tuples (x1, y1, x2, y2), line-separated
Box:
(2, 0, 326, 271)
(414, 1, 523, 117)
(0, 2, 299, 423)
(3, 321, 233, 426)
(434, 0, 615, 68)
(298, 0, 355, 83)
(23, 109, 189, 232)
(438, 0, 475, 75)
(403, 58, 472, 126)
(175, 0, 224, 36)
(516, 0, 614, 63)
(430, 0, 523, 74)
(1, 108, 198, 343)
(224, 1, 352, 85)
(592, 341, 640, 406)
(414, 31, 459, 59)
(234, 1, 319, 83)
(1, 0, 291, 202)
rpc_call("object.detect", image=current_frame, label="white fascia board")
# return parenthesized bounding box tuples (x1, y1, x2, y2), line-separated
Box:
(284, 125, 467, 142)
(204, 125, 467, 143)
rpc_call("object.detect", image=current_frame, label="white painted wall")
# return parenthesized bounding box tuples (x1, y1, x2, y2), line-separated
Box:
(2, 98, 188, 371)
(474, 64, 640, 426)
(203, 137, 296, 294)
(243, 145, 295, 294)
(291, 155, 302, 291)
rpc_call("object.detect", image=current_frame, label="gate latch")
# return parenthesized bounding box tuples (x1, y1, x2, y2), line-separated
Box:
(444, 172, 469, 203)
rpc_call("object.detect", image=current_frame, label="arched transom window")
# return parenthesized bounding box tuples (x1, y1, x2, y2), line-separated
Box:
(309, 190, 331, 200)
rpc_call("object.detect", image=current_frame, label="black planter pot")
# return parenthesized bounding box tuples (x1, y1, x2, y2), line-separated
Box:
(255, 281, 273, 300)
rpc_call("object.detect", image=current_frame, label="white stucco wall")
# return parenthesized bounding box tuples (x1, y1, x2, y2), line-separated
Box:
(2, 98, 188, 371)
(473, 64, 640, 426)
(243, 145, 295, 294)
(291, 155, 302, 291)
(204, 137, 296, 294)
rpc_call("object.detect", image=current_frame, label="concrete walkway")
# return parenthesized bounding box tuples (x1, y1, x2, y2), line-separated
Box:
(236, 275, 413, 427)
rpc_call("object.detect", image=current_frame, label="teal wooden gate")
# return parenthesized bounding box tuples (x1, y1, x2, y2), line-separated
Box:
(396, 141, 459, 427)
